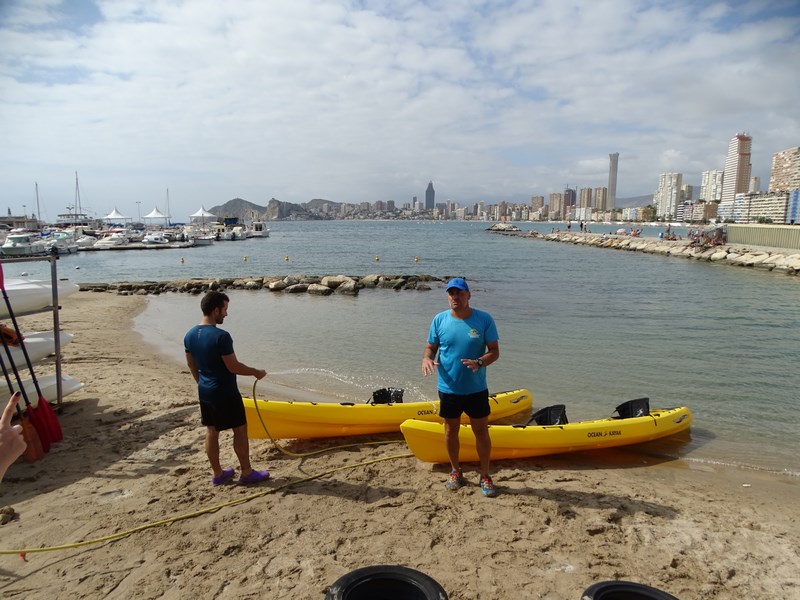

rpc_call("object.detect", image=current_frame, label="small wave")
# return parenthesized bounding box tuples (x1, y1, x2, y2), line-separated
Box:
(681, 455, 800, 478)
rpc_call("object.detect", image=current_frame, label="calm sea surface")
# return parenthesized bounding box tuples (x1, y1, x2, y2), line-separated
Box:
(11, 221, 800, 476)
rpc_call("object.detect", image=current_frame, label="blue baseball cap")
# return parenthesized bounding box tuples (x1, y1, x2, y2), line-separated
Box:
(445, 277, 469, 292)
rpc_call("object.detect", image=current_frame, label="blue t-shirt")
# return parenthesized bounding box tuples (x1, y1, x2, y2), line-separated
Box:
(427, 308, 499, 395)
(183, 325, 240, 404)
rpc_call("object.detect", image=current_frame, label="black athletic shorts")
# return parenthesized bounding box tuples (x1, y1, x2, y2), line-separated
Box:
(438, 389, 491, 420)
(199, 395, 247, 431)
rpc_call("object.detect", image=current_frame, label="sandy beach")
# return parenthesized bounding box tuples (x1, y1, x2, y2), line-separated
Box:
(1, 291, 798, 599)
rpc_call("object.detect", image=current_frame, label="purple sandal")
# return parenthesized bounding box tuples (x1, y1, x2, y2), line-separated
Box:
(212, 468, 235, 486)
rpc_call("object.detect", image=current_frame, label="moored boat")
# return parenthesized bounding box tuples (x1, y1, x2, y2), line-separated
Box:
(400, 404, 693, 463)
(1, 232, 49, 256)
(247, 221, 270, 238)
(243, 388, 532, 440)
(0, 278, 80, 318)
(93, 232, 129, 247)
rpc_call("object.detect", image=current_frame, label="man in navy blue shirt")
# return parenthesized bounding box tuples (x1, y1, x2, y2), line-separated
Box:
(185, 291, 270, 486)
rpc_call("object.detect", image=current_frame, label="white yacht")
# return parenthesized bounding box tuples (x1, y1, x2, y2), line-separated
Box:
(1, 231, 49, 256)
(93, 231, 129, 248)
(247, 221, 270, 238)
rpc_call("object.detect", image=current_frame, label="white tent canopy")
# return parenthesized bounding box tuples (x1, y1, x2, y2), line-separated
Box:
(144, 206, 170, 227)
(190, 207, 216, 218)
(103, 207, 129, 221)
(144, 207, 166, 219)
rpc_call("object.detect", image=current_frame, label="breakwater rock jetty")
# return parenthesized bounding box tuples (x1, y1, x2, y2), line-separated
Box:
(491, 230, 800, 276)
(78, 274, 452, 296)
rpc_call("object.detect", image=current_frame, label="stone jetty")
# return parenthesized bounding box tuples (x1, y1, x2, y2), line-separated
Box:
(78, 274, 451, 296)
(489, 229, 800, 276)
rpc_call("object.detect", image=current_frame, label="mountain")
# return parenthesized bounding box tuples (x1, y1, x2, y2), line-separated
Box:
(209, 197, 340, 221)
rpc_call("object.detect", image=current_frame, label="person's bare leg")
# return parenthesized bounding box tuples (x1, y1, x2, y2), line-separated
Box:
(470, 416, 491, 478)
(444, 418, 461, 471)
(205, 427, 223, 477)
(232, 424, 253, 476)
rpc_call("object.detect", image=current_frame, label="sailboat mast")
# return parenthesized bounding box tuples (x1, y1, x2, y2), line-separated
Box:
(165, 188, 170, 227)
(35, 182, 41, 226)
(75, 171, 82, 216)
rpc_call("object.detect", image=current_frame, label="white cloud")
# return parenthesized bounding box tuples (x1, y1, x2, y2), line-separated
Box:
(0, 0, 798, 220)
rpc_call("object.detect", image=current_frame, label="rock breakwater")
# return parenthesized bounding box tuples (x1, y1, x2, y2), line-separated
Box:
(78, 273, 451, 296)
(491, 230, 800, 276)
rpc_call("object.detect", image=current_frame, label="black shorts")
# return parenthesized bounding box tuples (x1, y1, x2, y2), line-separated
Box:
(199, 396, 247, 431)
(438, 389, 490, 420)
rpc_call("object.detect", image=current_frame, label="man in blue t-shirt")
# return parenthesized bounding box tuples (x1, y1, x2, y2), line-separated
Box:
(184, 291, 270, 486)
(422, 278, 500, 497)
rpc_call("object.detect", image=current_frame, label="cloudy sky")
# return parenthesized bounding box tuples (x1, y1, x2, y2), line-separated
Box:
(1, 0, 799, 221)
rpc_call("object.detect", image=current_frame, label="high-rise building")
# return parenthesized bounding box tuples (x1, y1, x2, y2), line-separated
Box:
(721, 133, 752, 203)
(749, 177, 760, 193)
(563, 187, 576, 207)
(530, 196, 544, 212)
(769, 146, 800, 192)
(608, 153, 619, 210)
(549, 192, 563, 219)
(579, 188, 592, 208)
(700, 170, 724, 202)
(425, 182, 435, 210)
(594, 187, 608, 210)
(653, 173, 682, 219)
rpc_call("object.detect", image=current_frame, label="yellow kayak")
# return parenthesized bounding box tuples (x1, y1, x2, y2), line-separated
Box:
(244, 388, 532, 440)
(400, 406, 693, 463)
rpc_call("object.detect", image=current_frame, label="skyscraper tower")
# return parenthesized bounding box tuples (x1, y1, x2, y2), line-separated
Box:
(608, 153, 619, 210)
(769, 146, 800, 192)
(721, 133, 752, 203)
(425, 181, 435, 211)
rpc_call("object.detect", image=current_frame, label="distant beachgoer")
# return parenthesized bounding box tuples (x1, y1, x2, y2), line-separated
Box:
(184, 291, 271, 486)
(567, 222, 572, 232)
(422, 278, 500, 498)
(0, 393, 26, 482)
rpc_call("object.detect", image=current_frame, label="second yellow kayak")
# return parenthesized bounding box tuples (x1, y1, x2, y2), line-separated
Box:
(400, 406, 693, 463)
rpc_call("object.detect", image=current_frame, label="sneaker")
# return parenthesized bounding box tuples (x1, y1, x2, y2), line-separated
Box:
(239, 470, 270, 484)
(445, 468, 465, 491)
(480, 475, 497, 498)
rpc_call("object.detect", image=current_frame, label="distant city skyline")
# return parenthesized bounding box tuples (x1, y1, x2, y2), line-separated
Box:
(1, 1, 798, 221)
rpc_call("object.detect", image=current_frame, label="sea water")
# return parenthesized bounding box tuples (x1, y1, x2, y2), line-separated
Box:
(9, 221, 800, 476)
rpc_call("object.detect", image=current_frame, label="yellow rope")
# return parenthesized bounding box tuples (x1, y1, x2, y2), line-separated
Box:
(0, 380, 414, 556)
